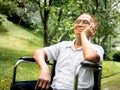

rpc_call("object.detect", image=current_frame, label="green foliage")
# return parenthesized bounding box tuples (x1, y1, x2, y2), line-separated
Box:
(0, 1, 40, 30)
(88, 0, 120, 59)
(0, 0, 2, 2)
(112, 51, 120, 62)
(16, 2, 41, 30)
(0, 25, 8, 34)
(48, 16, 74, 44)
(0, 0, 120, 60)
(0, 1, 17, 17)
(0, 16, 8, 33)
(46, 0, 120, 50)
(0, 16, 2, 25)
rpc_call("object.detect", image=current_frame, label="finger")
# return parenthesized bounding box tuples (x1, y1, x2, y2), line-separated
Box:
(41, 81, 46, 89)
(38, 79, 43, 88)
(89, 24, 96, 35)
(84, 24, 92, 32)
(46, 81, 50, 90)
(42, 80, 50, 90)
(90, 23, 95, 30)
(35, 80, 40, 90)
(35, 79, 43, 90)
(89, 25, 93, 32)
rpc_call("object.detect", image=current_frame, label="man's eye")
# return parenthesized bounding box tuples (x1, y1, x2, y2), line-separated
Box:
(75, 19, 90, 25)
(83, 20, 90, 25)
(75, 20, 81, 24)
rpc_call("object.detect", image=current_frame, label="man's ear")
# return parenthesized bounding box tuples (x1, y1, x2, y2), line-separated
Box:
(92, 29, 96, 36)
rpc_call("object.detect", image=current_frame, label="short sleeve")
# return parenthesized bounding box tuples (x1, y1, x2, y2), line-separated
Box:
(43, 42, 61, 60)
(92, 44, 104, 64)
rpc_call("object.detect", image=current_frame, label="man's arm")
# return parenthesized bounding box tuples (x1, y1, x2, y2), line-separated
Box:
(33, 49, 51, 90)
(81, 25, 100, 63)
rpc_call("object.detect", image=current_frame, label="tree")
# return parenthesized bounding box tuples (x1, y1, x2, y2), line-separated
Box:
(34, 0, 76, 46)
(3, 0, 120, 59)
(91, 0, 120, 59)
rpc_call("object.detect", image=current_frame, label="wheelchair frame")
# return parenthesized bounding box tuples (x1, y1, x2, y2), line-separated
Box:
(11, 56, 102, 90)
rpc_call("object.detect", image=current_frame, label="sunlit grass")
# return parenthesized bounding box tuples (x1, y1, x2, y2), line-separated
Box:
(102, 61, 120, 78)
(0, 16, 43, 53)
(0, 14, 43, 90)
(101, 73, 120, 90)
(101, 61, 120, 90)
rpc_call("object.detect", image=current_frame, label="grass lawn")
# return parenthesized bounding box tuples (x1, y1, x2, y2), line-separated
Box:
(102, 73, 120, 90)
(101, 61, 120, 89)
(0, 14, 43, 90)
(102, 61, 120, 78)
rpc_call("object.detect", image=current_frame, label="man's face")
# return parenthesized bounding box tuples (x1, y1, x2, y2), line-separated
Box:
(74, 14, 94, 34)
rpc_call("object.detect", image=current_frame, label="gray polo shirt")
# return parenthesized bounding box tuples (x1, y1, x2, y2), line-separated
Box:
(43, 40, 104, 90)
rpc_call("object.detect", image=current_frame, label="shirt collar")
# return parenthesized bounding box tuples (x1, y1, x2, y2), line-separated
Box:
(66, 40, 75, 48)
(66, 40, 82, 50)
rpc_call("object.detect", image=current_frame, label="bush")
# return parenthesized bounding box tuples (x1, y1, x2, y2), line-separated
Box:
(0, 1, 21, 25)
(0, 1, 17, 17)
(0, 16, 7, 33)
(0, 1, 40, 30)
(0, 25, 8, 34)
(112, 51, 120, 62)
(0, 17, 2, 25)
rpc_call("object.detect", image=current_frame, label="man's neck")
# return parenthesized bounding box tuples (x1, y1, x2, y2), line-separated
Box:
(74, 39, 81, 49)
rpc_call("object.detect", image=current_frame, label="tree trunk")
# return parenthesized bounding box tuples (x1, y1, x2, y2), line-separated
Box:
(43, 11, 49, 46)
(43, 0, 52, 46)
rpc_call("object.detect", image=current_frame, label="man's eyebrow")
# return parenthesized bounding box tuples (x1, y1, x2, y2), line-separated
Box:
(77, 18, 90, 21)
(76, 19, 91, 23)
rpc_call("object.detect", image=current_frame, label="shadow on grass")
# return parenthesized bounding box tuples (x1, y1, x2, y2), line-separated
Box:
(0, 25, 8, 35)
(0, 47, 31, 61)
(0, 47, 36, 90)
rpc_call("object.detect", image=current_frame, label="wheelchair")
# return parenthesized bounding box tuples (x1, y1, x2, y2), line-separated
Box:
(10, 56, 102, 90)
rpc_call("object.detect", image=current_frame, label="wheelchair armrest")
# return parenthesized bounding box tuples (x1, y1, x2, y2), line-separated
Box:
(19, 56, 51, 65)
(20, 56, 35, 62)
(12, 56, 55, 87)
(81, 61, 102, 69)
(74, 61, 102, 90)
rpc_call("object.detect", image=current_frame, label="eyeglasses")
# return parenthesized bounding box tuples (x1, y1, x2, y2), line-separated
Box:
(75, 19, 90, 25)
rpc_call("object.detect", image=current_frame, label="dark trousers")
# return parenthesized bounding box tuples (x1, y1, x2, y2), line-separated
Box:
(11, 81, 53, 90)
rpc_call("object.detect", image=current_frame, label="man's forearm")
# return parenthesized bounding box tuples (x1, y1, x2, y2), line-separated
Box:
(81, 32, 100, 63)
(33, 49, 51, 90)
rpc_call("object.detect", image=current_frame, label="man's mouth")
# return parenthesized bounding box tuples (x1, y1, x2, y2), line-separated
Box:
(76, 27, 84, 31)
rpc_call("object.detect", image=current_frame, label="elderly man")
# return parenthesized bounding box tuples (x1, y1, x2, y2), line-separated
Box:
(33, 13, 104, 90)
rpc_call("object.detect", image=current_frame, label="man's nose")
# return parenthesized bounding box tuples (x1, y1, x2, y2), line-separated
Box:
(78, 22, 82, 26)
